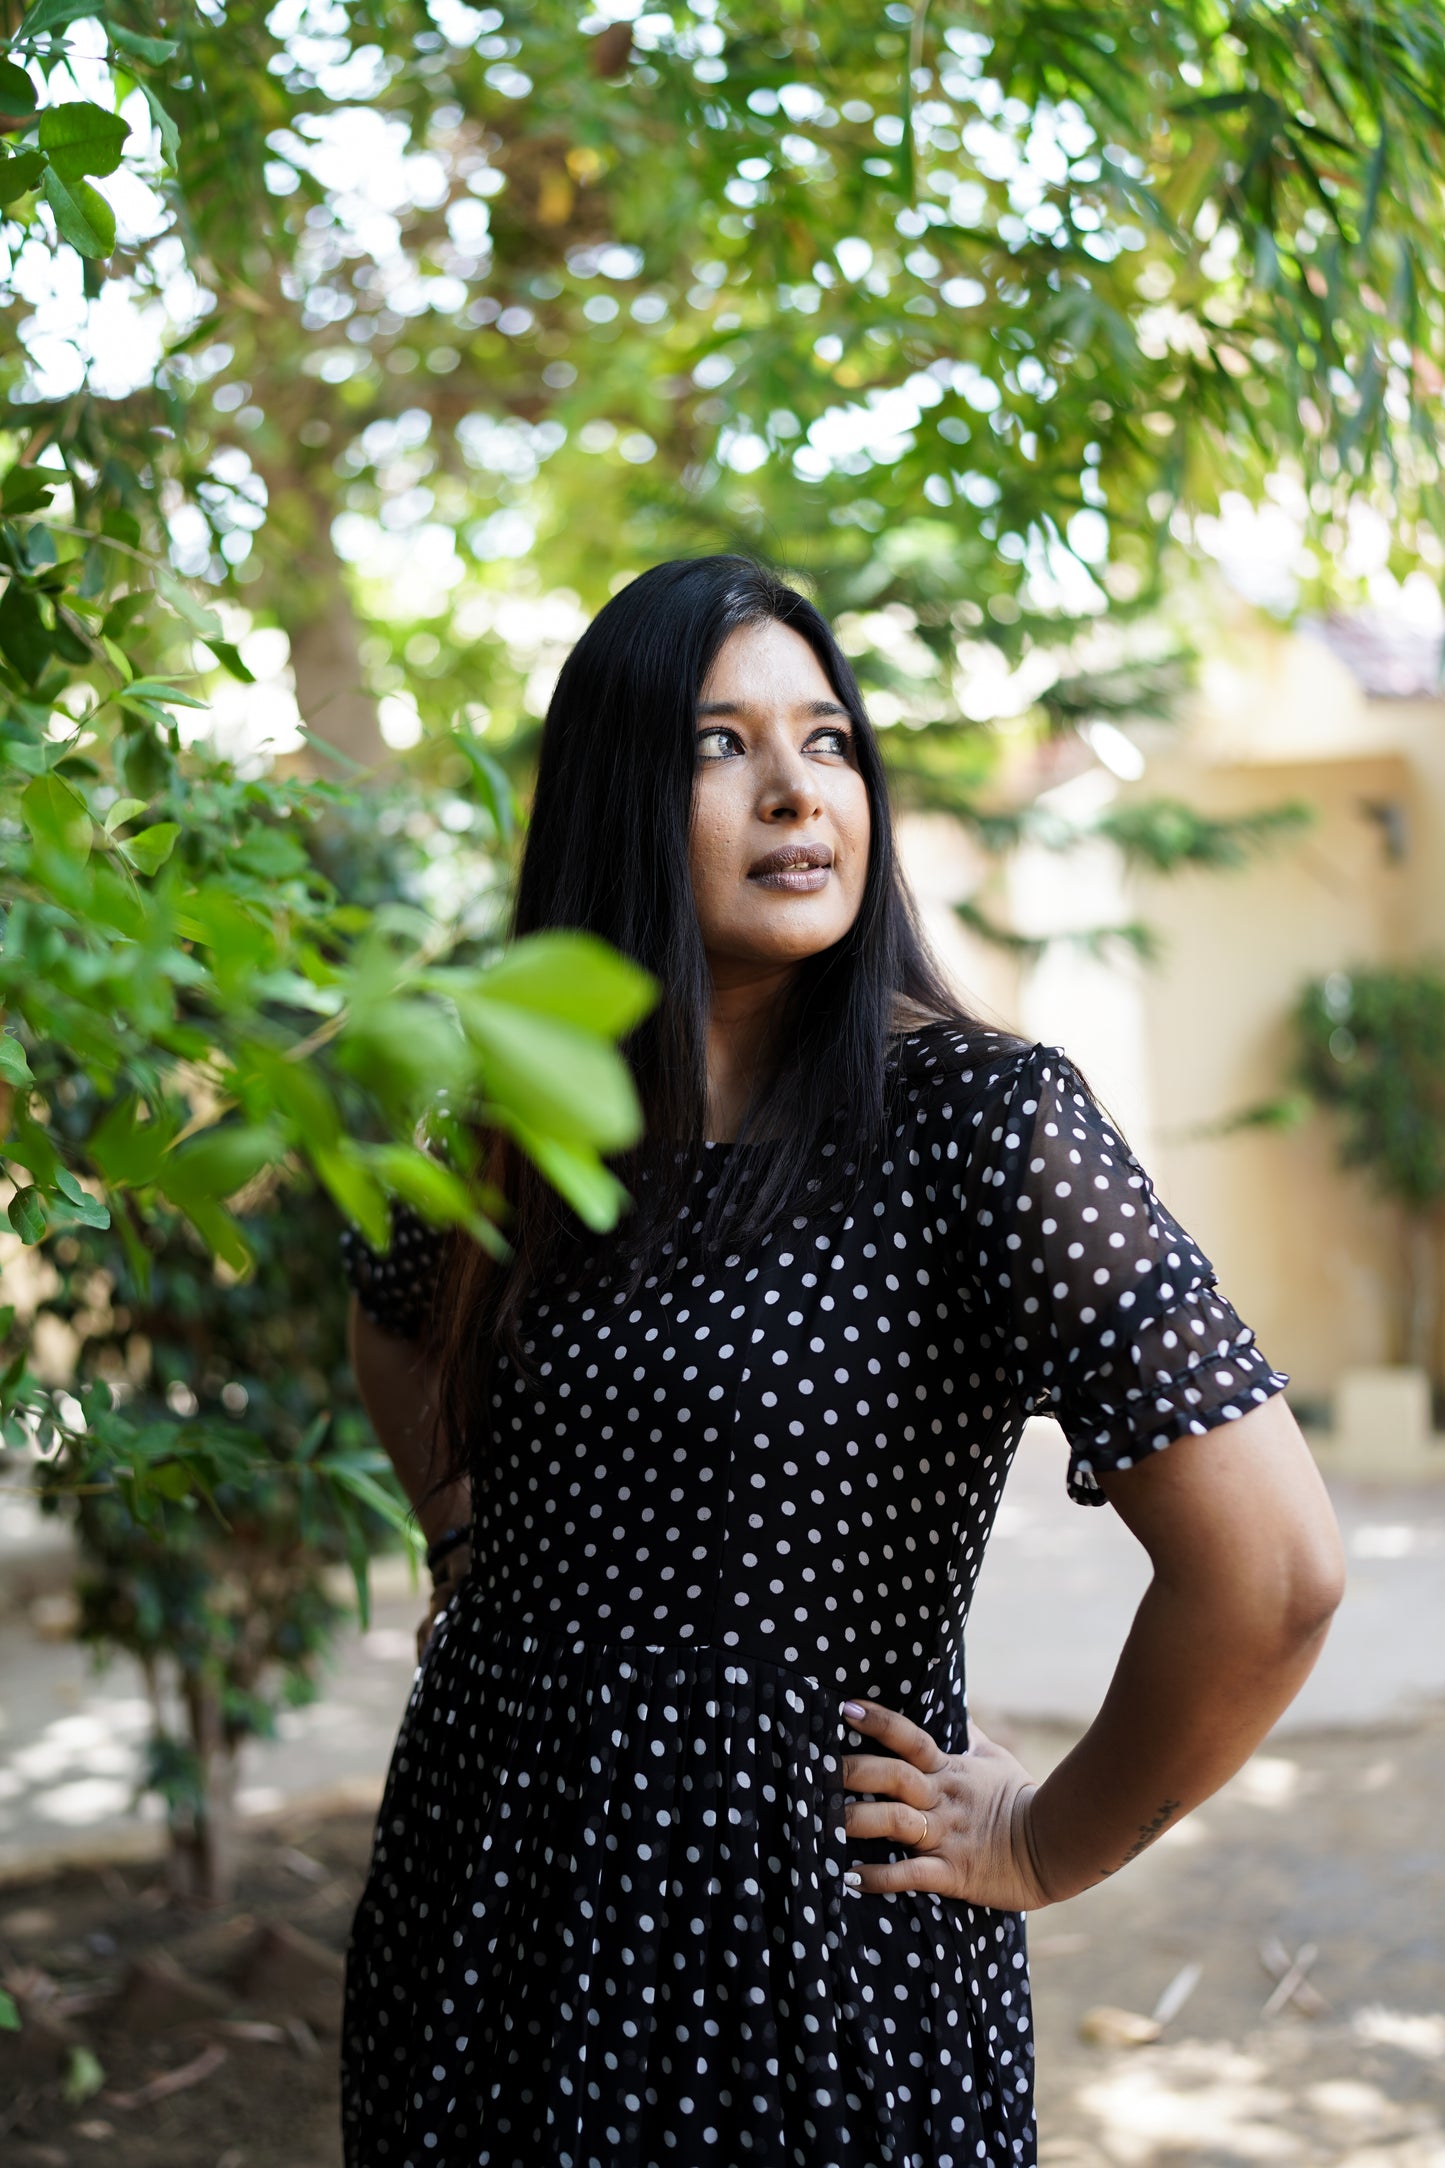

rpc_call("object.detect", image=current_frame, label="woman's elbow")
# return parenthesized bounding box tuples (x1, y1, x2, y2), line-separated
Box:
(1168, 1510, 1346, 1662)
(1278, 1520, 1347, 1645)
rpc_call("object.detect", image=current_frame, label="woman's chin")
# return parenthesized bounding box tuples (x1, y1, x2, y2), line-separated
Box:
(725, 922, 851, 967)
(736, 897, 856, 951)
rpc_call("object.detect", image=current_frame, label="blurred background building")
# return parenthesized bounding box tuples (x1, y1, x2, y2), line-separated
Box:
(903, 597, 1445, 1437)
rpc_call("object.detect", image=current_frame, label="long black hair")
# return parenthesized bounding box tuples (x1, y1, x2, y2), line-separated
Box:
(431, 554, 992, 1488)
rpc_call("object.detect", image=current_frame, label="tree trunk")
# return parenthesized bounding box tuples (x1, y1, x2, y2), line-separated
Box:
(168, 1673, 239, 1908)
(285, 580, 386, 772)
(257, 468, 386, 775)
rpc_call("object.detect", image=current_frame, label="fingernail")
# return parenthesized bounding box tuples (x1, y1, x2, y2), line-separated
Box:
(844, 1869, 862, 1889)
(841, 1700, 868, 1724)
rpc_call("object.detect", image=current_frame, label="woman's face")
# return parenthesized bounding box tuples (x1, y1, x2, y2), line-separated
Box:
(688, 618, 872, 975)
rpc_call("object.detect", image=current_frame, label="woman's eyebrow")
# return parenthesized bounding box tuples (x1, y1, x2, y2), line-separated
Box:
(695, 697, 850, 718)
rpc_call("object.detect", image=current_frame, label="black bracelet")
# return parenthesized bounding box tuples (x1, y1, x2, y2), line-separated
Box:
(425, 1524, 471, 1573)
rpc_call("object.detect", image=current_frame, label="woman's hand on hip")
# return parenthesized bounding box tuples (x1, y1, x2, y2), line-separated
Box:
(840, 1699, 1055, 1911)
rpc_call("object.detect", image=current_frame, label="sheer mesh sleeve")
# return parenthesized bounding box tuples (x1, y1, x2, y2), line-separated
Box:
(958, 1042, 1290, 1504)
(340, 1199, 449, 1341)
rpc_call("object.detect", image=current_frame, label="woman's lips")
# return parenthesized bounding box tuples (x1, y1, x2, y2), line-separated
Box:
(747, 865, 831, 892)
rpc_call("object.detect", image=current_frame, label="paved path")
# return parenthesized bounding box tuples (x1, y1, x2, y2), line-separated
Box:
(2, 1422, 1443, 1875)
(966, 1422, 1445, 1735)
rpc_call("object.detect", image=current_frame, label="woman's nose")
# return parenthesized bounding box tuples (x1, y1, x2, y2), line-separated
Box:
(758, 746, 821, 817)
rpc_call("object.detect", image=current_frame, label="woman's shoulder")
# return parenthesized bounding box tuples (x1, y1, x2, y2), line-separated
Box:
(887, 1003, 1045, 1102)
(885, 1017, 1115, 1157)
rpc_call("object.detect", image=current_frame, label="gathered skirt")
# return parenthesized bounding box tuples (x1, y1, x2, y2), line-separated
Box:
(341, 1582, 1035, 2168)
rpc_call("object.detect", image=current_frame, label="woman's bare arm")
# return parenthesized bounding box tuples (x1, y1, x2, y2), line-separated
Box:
(841, 1394, 1346, 1908)
(1021, 1392, 1345, 1896)
(347, 1293, 471, 1544)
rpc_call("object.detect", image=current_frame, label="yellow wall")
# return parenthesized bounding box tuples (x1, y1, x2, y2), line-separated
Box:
(1123, 748, 1421, 1405)
(1116, 612, 1444, 1403)
(901, 613, 1443, 1404)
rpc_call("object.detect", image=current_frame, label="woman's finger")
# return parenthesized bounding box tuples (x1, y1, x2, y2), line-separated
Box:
(840, 1753, 935, 1805)
(841, 1698, 947, 1774)
(843, 1798, 932, 1846)
(847, 1853, 955, 1897)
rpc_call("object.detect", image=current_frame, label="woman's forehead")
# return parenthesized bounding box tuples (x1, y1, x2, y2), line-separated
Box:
(700, 619, 838, 702)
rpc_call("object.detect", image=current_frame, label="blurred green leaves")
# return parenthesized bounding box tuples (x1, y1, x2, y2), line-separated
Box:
(1295, 967, 1445, 1217)
(93, 0, 1445, 774)
(0, 14, 659, 1554)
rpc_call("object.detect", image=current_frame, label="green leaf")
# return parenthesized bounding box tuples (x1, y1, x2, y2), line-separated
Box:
(101, 510, 142, 554)
(6, 1186, 47, 1244)
(203, 638, 255, 683)
(16, 0, 104, 41)
(51, 1166, 110, 1228)
(52, 1186, 111, 1230)
(145, 1460, 194, 1502)
(294, 1410, 331, 1463)
(61, 2045, 105, 2107)
(325, 1457, 422, 1548)
(0, 464, 56, 514)
(156, 570, 222, 638)
(473, 932, 657, 1038)
(40, 166, 115, 257)
(344, 1514, 372, 1631)
(103, 794, 147, 833)
(0, 582, 53, 682)
(116, 724, 172, 799)
(177, 888, 271, 975)
(0, 148, 46, 204)
(38, 100, 129, 181)
(174, 1196, 254, 1277)
(0, 1988, 19, 2031)
(451, 732, 515, 840)
(0, 61, 38, 117)
(368, 1144, 480, 1229)
(121, 820, 179, 874)
(110, 25, 178, 64)
(311, 1142, 390, 1251)
(138, 79, 178, 167)
(88, 1094, 172, 1186)
(235, 824, 307, 879)
(160, 1123, 284, 1207)
(120, 676, 208, 708)
(0, 1035, 34, 1086)
(21, 772, 92, 859)
(249, 970, 342, 1016)
(455, 997, 644, 1151)
(502, 1118, 632, 1232)
(0, 737, 47, 777)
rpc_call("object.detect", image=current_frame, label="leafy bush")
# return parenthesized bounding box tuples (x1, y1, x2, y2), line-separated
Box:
(1295, 966, 1445, 1383)
(0, 12, 653, 1896)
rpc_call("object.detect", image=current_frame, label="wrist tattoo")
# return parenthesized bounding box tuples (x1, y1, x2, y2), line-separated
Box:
(1108, 1797, 1181, 1875)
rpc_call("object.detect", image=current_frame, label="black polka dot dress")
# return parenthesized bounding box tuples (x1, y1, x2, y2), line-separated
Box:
(339, 1028, 1287, 2168)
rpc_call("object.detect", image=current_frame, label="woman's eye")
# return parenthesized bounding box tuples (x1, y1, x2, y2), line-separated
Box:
(694, 723, 851, 760)
(695, 727, 740, 760)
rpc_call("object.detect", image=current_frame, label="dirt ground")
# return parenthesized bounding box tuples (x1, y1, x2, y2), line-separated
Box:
(1, 1710, 1442, 2168)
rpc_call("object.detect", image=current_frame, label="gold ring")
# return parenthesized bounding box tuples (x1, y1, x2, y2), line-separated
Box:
(918, 1811, 930, 1849)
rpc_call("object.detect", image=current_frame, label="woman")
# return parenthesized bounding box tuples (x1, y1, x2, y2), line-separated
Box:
(340, 555, 1344, 2168)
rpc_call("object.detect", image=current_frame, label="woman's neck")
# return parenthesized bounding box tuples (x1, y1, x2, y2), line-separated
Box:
(704, 957, 798, 1142)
